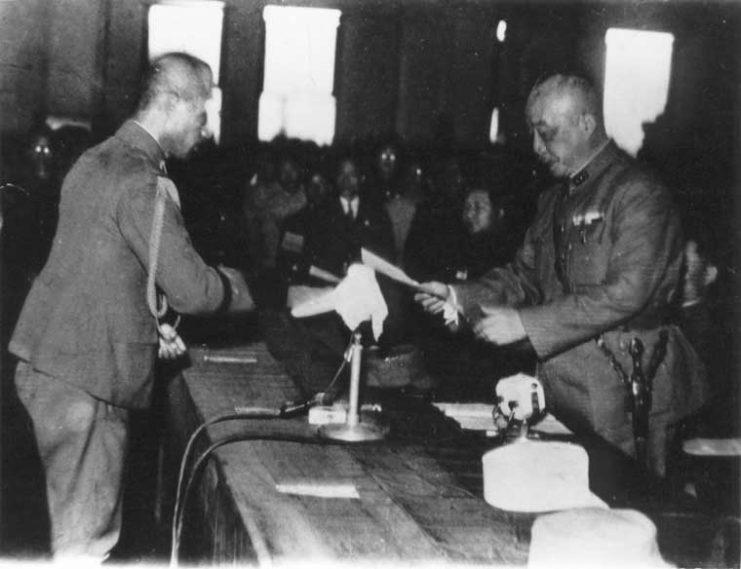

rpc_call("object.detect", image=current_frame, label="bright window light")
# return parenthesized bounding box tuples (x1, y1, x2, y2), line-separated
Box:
(148, 1, 224, 142)
(496, 20, 507, 43)
(604, 28, 674, 156)
(489, 107, 501, 144)
(259, 6, 341, 146)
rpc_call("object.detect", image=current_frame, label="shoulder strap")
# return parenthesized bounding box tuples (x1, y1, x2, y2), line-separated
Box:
(146, 177, 179, 325)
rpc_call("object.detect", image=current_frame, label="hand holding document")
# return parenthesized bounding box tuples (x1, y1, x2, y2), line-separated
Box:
(360, 248, 442, 296)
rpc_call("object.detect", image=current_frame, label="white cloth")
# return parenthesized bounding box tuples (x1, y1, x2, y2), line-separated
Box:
(482, 440, 606, 513)
(332, 264, 388, 340)
(289, 265, 388, 341)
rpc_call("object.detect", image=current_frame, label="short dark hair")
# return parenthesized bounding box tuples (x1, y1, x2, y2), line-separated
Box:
(138, 52, 212, 112)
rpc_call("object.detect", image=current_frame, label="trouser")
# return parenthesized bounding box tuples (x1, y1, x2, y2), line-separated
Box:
(14, 361, 129, 562)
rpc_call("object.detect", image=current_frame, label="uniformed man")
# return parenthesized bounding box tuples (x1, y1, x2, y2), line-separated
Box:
(416, 74, 708, 476)
(10, 53, 254, 561)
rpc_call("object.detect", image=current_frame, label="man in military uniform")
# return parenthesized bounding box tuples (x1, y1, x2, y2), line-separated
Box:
(10, 53, 253, 560)
(416, 74, 707, 476)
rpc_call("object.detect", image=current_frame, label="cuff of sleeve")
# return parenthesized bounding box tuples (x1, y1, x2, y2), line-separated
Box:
(518, 306, 552, 359)
(215, 268, 233, 314)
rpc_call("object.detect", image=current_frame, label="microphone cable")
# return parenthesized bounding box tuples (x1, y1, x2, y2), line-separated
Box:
(170, 332, 355, 566)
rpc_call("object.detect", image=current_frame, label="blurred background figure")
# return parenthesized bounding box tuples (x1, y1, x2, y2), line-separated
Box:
(373, 141, 421, 267)
(277, 151, 334, 293)
(245, 146, 308, 273)
(405, 154, 468, 283)
(676, 217, 736, 437)
(410, 181, 534, 400)
(457, 186, 523, 281)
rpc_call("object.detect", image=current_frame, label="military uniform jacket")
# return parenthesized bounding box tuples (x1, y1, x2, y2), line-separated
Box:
(454, 141, 708, 442)
(10, 121, 230, 409)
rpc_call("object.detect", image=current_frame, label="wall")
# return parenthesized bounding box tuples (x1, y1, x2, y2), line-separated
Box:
(220, 2, 264, 145)
(395, 3, 499, 149)
(46, 0, 105, 122)
(0, 0, 48, 135)
(102, 0, 147, 135)
(2, 0, 739, 159)
(334, 5, 400, 145)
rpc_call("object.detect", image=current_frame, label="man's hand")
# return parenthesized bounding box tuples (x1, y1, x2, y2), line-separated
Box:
(158, 323, 187, 360)
(413, 281, 449, 315)
(472, 306, 527, 346)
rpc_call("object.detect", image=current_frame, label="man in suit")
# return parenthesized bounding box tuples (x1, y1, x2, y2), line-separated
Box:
(312, 153, 395, 279)
(9, 53, 253, 561)
(416, 74, 708, 476)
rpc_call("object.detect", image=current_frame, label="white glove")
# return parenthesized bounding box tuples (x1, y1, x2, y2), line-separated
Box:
(333, 264, 388, 340)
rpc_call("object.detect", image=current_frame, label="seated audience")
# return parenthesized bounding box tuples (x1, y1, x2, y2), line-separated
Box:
(455, 185, 525, 281)
(277, 156, 335, 290)
(311, 151, 395, 278)
(272, 151, 398, 392)
(412, 181, 535, 400)
(244, 145, 308, 272)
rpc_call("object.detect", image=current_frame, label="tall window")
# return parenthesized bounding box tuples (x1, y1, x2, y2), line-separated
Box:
(148, 0, 225, 142)
(259, 6, 341, 146)
(603, 28, 674, 156)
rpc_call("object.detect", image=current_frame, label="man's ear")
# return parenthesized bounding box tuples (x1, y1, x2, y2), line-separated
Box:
(160, 91, 179, 113)
(580, 113, 597, 137)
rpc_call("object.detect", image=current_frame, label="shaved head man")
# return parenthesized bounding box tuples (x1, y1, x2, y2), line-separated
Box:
(135, 52, 213, 159)
(10, 53, 253, 561)
(416, 73, 707, 477)
(526, 74, 608, 179)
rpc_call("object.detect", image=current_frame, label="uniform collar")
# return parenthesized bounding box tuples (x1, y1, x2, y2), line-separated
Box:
(116, 120, 167, 173)
(567, 139, 615, 192)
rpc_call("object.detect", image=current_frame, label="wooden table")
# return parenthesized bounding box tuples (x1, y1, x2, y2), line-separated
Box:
(163, 342, 739, 567)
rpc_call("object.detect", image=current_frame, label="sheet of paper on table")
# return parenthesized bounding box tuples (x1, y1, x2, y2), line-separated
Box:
(275, 479, 360, 499)
(529, 413, 574, 436)
(433, 402, 497, 432)
(683, 437, 741, 456)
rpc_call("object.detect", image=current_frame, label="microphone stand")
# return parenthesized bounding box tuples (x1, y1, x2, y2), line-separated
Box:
(319, 328, 388, 442)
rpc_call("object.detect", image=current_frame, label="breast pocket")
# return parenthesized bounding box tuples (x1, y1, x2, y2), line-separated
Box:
(569, 221, 609, 285)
